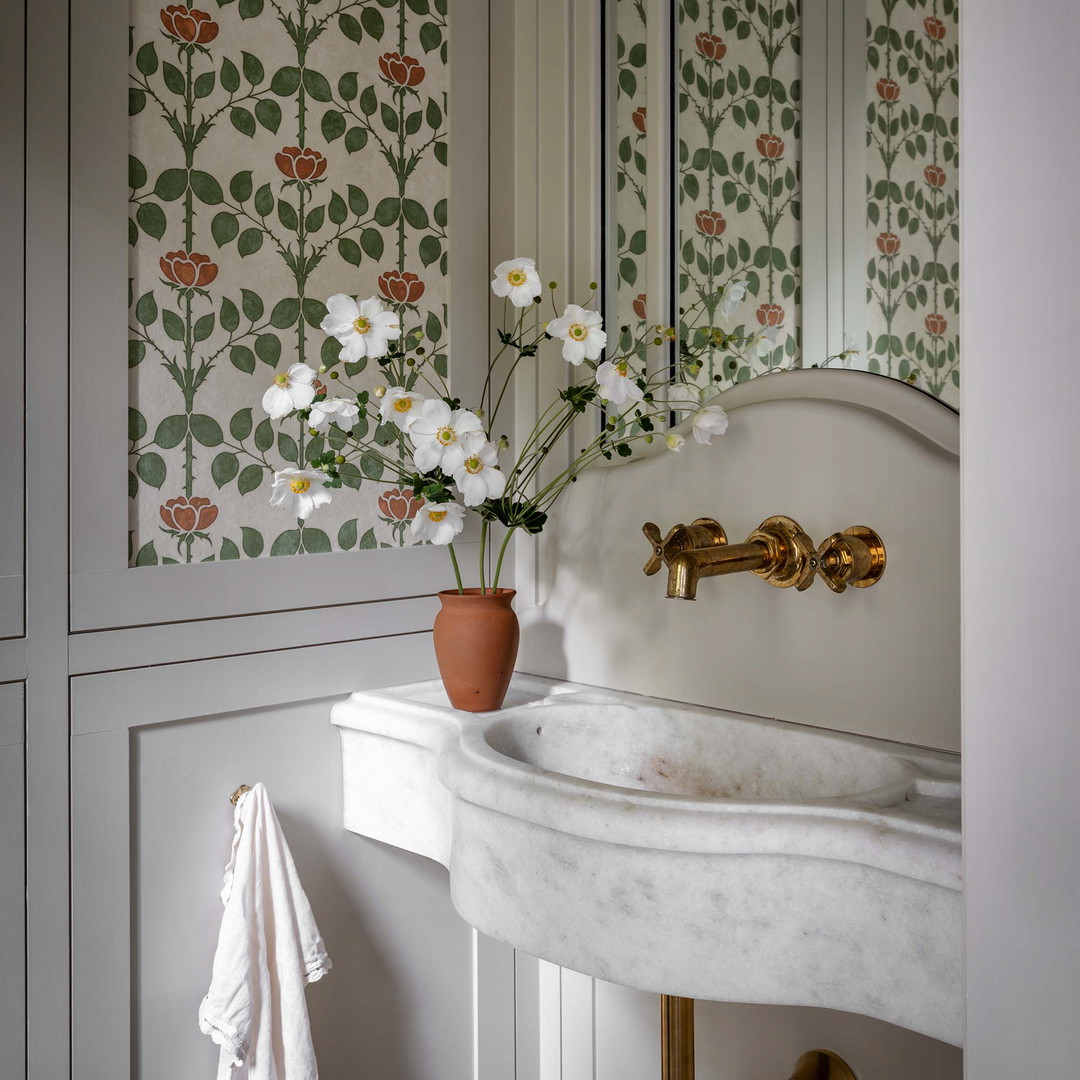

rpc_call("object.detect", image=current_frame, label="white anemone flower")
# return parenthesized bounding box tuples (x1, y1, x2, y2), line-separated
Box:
(409, 501, 466, 545)
(547, 304, 607, 364)
(452, 433, 507, 507)
(269, 467, 332, 521)
(307, 397, 360, 434)
(664, 382, 702, 413)
(409, 399, 485, 473)
(666, 433, 686, 453)
(379, 387, 425, 431)
(719, 279, 748, 318)
(753, 325, 781, 359)
(690, 405, 730, 445)
(262, 363, 318, 419)
(320, 293, 402, 362)
(595, 359, 645, 407)
(491, 257, 542, 308)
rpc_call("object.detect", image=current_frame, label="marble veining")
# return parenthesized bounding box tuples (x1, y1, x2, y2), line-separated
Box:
(331, 676, 962, 1045)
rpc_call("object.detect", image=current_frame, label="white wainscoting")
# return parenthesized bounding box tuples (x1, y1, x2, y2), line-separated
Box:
(0, 683, 25, 1079)
(69, 633, 522, 1079)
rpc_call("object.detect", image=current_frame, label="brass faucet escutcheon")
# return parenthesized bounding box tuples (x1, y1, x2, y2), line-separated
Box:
(642, 516, 885, 600)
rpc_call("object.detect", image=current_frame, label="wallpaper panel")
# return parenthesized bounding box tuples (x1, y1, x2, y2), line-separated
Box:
(677, 0, 801, 389)
(611, 0, 648, 358)
(866, 0, 959, 405)
(128, 0, 448, 565)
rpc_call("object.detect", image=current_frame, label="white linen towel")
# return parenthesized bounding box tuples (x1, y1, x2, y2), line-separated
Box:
(199, 782, 331, 1080)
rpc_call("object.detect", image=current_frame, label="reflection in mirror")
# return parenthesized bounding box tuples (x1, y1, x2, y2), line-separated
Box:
(605, 0, 959, 411)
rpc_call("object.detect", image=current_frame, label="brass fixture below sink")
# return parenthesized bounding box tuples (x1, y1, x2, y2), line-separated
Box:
(659, 995, 856, 1080)
(642, 516, 886, 600)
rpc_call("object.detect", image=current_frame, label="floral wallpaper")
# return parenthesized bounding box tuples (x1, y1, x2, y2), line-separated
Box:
(866, 0, 959, 405)
(676, 0, 801, 389)
(611, 0, 648, 358)
(128, 0, 449, 565)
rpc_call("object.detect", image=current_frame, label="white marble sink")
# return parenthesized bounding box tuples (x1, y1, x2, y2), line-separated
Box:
(332, 676, 962, 1046)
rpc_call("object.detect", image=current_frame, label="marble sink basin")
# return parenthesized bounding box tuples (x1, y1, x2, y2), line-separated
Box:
(331, 676, 962, 1045)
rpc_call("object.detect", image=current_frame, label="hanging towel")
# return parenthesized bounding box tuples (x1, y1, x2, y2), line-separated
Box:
(199, 783, 332, 1080)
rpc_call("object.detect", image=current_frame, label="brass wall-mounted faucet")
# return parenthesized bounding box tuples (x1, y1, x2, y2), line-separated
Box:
(642, 516, 886, 600)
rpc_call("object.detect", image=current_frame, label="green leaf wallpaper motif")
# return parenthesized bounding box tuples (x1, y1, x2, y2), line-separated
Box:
(866, 0, 959, 405)
(128, 0, 449, 566)
(612, 0, 648, 358)
(677, 0, 801, 389)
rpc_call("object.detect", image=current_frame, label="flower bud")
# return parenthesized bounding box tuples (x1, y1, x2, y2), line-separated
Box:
(308, 427, 318, 436)
(644, 434, 654, 444)
(318, 364, 327, 373)
(475, 407, 485, 419)
(334, 455, 345, 465)
(374, 385, 387, 397)
(588, 281, 598, 291)
(548, 281, 558, 290)
(498, 436, 510, 450)
(330, 371, 339, 379)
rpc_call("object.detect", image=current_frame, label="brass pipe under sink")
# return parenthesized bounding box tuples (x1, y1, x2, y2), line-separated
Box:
(659, 995, 856, 1080)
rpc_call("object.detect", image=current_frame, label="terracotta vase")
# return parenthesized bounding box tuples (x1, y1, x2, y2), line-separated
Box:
(433, 588, 519, 712)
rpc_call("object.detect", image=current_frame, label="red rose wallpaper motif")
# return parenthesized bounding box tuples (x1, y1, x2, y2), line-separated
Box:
(159, 251, 218, 288)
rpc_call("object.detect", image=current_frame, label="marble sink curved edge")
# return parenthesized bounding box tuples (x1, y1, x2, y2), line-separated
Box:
(331, 675, 962, 1047)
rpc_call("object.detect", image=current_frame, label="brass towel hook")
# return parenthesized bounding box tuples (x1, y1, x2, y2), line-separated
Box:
(229, 784, 252, 806)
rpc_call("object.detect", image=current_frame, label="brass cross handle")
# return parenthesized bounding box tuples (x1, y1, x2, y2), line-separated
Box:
(813, 526, 887, 593)
(642, 518, 728, 576)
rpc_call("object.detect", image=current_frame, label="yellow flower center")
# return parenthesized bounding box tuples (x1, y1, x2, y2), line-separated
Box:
(615, 360, 630, 377)
(290, 477, 311, 494)
(464, 456, 483, 474)
(436, 426, 456, 445)
(507, 269, 527, 287)
(393, 397, 413, 413)
(568, 323, 588, 341)
(428, 509, 448, 522)
(353, 316, 371, 334)
(274, 373, 289, 386)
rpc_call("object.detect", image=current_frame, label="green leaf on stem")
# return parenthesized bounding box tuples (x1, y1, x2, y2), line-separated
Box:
(255, 98, 282, 133)
(270, 529, 301, 557)
(241, 526, 264, 556)
(238, 465, 264, 495)
(338, 518, 358, 549)
(136, 452, 166, 489)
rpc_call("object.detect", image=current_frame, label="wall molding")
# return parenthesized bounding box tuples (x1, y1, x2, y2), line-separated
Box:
(600, 368, 960, 463)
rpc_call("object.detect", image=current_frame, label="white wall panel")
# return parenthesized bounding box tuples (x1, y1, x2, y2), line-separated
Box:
(69, 634, 490, 1080)
(0, 684, 25, 1080)
(131, 698, 475, 1080)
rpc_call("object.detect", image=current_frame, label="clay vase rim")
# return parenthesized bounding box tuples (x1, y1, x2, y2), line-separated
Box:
(437, 587, 517, 600)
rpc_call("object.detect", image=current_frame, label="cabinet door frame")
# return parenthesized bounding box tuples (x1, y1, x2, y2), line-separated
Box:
(68, 0, 491, 632)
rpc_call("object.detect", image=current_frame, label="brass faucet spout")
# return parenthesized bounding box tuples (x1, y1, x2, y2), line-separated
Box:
(667, 542, 767, 600)
(643, 516, 886, 597)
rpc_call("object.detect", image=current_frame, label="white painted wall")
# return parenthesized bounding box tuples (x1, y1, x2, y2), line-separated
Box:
(962, 4, 1080, 1077)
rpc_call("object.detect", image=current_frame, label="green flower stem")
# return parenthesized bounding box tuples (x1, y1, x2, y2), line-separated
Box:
(491, 526, 516, 592)
(478, 518, 489, 594)
(447, 542, 464, 594)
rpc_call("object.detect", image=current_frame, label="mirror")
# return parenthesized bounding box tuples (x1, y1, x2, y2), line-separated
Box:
(605, 0, 959, 410)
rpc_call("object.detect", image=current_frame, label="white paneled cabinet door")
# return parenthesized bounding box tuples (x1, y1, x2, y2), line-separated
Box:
(0, 685, 25, 1079)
